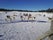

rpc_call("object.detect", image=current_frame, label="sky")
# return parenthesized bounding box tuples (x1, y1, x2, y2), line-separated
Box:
(0, 0, 53, 11)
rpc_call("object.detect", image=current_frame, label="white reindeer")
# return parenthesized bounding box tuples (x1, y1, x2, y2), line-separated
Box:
(5, 14, 17, 22)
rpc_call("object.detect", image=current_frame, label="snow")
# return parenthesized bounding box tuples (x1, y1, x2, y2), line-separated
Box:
(0, 11, 52, 40)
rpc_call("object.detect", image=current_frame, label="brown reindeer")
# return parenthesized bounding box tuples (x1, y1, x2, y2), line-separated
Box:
(28, 14, 32, 20)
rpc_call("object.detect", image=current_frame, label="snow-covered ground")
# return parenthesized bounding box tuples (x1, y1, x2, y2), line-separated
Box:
(0, 11, 53, 40)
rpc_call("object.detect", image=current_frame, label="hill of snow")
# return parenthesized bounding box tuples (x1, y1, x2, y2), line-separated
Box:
(0, 11, 53, 40)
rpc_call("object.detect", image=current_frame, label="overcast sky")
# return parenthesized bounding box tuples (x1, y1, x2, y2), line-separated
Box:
(0, 0, 53, 11)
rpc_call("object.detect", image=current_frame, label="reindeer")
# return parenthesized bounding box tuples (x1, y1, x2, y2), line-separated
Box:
(23, 13, 28, 20)
(5, 15, 17, 22)
(28, 14, 32, 20)
(5, 15, 12, 22)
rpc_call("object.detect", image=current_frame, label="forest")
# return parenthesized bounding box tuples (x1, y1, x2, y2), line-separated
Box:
(0, 8, 53, 12)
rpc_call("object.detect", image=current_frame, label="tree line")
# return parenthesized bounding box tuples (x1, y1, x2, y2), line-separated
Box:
(0, 8, 53, 12)
(38, 8, 53, 12)
(0, 8, 35, 12)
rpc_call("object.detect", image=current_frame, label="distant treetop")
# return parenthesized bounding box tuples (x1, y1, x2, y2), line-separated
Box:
(0, 8, 53, 12)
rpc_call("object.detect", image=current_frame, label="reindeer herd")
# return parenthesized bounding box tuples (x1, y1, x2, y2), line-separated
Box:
(20, 13, 36, 21)
(5, 13, 36, 22)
